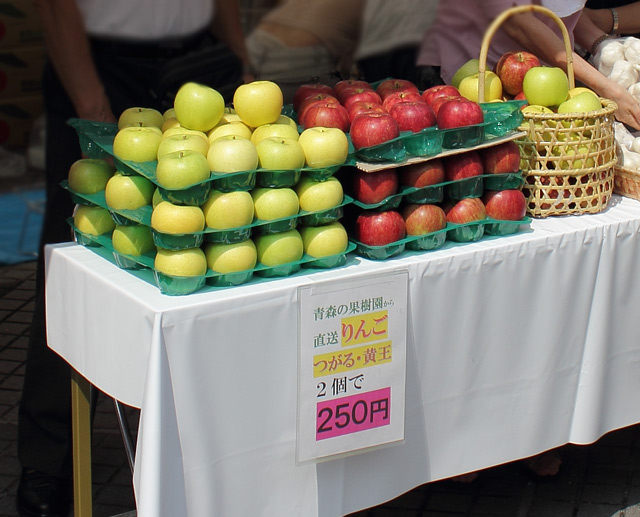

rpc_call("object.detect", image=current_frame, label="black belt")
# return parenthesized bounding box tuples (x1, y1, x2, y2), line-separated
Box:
(89, 30, 209, 60)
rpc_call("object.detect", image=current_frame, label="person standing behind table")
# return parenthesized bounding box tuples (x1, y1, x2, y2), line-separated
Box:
(355, 0, 438, 85)
(16, 1, 252, 516)
(415, 0, 640, 130)
(245, 0, 365, 104)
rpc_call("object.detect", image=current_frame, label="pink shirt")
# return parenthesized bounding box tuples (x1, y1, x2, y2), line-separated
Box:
(417, 0, 582, 84)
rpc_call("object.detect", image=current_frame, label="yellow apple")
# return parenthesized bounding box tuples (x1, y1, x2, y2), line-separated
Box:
(459, 71, 503, 102)
(255, 229, 303, 266)
(207, 121, 253, 143)
(151, 200, 205, 234)
(67, 158, 115, 194)
(174, 81, 225, 133)
(112, 126, 163, 163)
(111, 224, 155, 256)
(300, 221, 348, 258)
(567, 87, 598, 99)
(201, 189, 254, 229)
(219, 111, 242, 124)
(250, 122, 300, 146)
(154, 247, 207, 277)
(256, 137, 306, 170)
(156, 132, 209, 160)
(298, 127, 349, 168)
(163, 108, 176, 120)
(274, 114, 298, 129)
(207, 135, 259, 173)
(251, 187, 299, 220)
(161, 117, 181, 133)
(295, 175, 343, 212)
(162, 127, 209, 145)
(104, 173, 155, 210)
(204, 239, 257, 273)
(117, 107, 164, 130)
(451, 58, 479, 88)
(233, 80, 283, 127)
(155, 150, 211, 189)
(73, 204, 116, 236)
(557, 91, 602, 114)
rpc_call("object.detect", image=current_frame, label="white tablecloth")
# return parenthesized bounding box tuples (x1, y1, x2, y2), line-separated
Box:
(45, 195, 640, 517)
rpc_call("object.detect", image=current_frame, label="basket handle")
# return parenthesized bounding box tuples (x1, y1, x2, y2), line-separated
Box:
(477, 5, 575, 102)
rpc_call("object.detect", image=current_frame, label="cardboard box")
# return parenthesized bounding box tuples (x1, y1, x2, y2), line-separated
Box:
(0, 45, 45, 98)
(0, 94, 44, 148)
(0, 1, 44, 47)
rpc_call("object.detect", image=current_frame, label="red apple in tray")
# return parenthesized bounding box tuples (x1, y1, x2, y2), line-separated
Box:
(293, 83, 337, 112)
(480, 140, 521, 174)
(482, 189, 526, 220)
(353, 167, 399, 205)
(300, 101, 350, 132)
(445, 197, 486, 224)
(399, 159, 445, 188)
(375, 78, 419, 101)
(443, 150, 484, 181)
(403, 203, 447, 235)
(436, 97, 484, 129)
(355, 209, 406, 246)
(341, 88, 382, 110)
(347, 100, 386, 122)
(350, 112, 400, 150)
(382, 90, 424, 112)
(388, 101, 436, 133)
(422, 84, 461, 107)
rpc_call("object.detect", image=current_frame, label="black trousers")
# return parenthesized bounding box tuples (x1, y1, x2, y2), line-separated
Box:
(17, 35, 242, 478)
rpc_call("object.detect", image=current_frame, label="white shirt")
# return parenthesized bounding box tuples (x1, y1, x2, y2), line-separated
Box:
(78, 0, 213, 40)
(540, 0, 586, 17)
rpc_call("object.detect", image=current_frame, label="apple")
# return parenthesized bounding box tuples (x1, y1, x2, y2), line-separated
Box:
(436, 97, 484, 129)
(207, 135, 259, 173)
(298, 127, 349, 168)
(104, 172, 155, 210)
(443, 150, 484, 181)
(445, 197, 486, 224)
(275, 114, 298, 129)
(163, 108, 176, 120)
(334, 79, 372, 99)
(151, 200, 205, 234)
(352, 167, 398, 204)
(459, 71, 503, 102)
(451, 58, 480, 88)
(161, 117, 181, 133)
(567, 87, 598, 99)
(557, 91, 602, 114)
(298, 93, 341, 119)
(201, 189, 254, 229)
(346, 100, 386, 122)
(251, 187, 299, 220)
(355, 210, 406, 245)
(375, 78, 419, 101)
(421, 84, 461, 106)
(514, 91, 527, 103)
(495, 51, 540, 96)
(522, 67, 569, 108)
(207, 121, 253, 143)
(341, 88, 382, 110)
(299, 221, 348, 257)
(154, 247, 207, 277)
(250, 122, 300, 146)
(349, 112, 400, 150)
(402, 203, 447, 235)
(111, 224, 155, 256)
(430, 94, 462, 118)
(156, 132, 209, 160)
(112, 126, 162, 163)
(156, 149, 211, 189)
(204, 239, 257, 273)
(398, 159, 445, 188)
(295, 175, 343, 212)
(553, 143, 596, 169)
(67, 158, 115, 194)
(73, 204, 116, 236)
(174, 82, 225, 132)
(482, 189, 526, 220)
(300, 102, 350, 132)
(293, 83, 337, 112)
(117, 107, 164, 130)
(256, 137, 306, 170)
(233, 80, 283, 128)
(480, 141, 521, 174)
(521, 104, 555, 141)
(388, 101, 436, 132)
(162, 126, 209, 145)
(381, 90, 424, 112)
(255, 229, 304, 266)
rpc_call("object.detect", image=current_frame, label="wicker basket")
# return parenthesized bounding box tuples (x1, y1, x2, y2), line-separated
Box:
(614, 165, 640, 200)
(478, 5, 618, 217)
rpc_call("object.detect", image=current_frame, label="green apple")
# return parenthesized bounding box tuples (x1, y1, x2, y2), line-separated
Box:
(73, 204, 116, 236)
(201, 189, 254, 229)
(459, 71, 503, 102)
(104, 173, 155, 210)
(298, 127, 349, 168)
(156, 149, 211, 189)
(207, 135, 259, 173)
(300, 221, 348, 258)
(174, 81, 225, 133)
(151, 200, 205, 234)
(67, 158, 115, 194)
(233, 80, 283, 128)
(204, 239, 257, 273)
(162, 127, 209, 146)
(154, 246, 207, 277)
(557, 91, 602, 114)
(554, 144, 596, 169)
(207, 121, 253, 143)
(163, 108, 176, 120)
(156, 132, 209, 160)
(251, 187, 299, 220)
(295, 175, 343, 212)
(256, 137, 306, 170)
(451, 58, 479, 88)
(111, 224, 155, 256)
(522, 67, 569, 108)
(255, 229, 303, 266)
(161, 117, 181, 133)
(113, 126, 163, 163)
(250, 122, 300, 146)
(117, 107, 164, 130)
(567, 87, 597, 99)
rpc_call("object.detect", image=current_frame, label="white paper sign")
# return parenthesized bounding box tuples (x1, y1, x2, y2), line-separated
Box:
(296, 271, 408, 463)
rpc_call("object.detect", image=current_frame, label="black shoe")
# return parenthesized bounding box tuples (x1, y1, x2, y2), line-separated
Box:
(16, 468, 71, 517)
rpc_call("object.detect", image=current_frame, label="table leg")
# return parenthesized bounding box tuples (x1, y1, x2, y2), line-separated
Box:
(71, 369, 93, 517)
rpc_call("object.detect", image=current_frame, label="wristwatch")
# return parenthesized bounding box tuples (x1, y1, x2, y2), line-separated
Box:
(610, 7, 619, 36)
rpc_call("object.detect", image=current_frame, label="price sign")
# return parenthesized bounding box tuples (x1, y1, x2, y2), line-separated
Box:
(297, 271, 408, 463)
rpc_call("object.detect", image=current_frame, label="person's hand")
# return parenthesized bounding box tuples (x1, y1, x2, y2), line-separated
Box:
(600, 79, 640, 130)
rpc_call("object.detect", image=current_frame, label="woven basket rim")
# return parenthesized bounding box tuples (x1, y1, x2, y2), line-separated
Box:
(521, 98, 618, 121)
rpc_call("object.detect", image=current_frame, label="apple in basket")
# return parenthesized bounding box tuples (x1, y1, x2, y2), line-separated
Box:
(355, 210, 406, 246)
(495, 51, 541, 96)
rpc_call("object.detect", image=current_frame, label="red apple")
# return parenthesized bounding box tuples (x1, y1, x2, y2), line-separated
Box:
(375, 78, 419, 101)
(480, 141, 521, 174)
(422, 84, 461, 107)
(355, 210, 406, 245)
(388, 101, 436, 132)
(445, 197, 486, 224)
(443, 150, 484, 181)
(436, 97, 484, 129)
(293, 83, 337, 112)
(352, 168, 399, 204)
(496, 51, 541, 96)
(350, 112, 400, 150)
(382, 90, 424, 112)
(341, 88, 383, 110)
(298, 93, 340, 119)
(402, 203, 447, 235)
(399, 159, 445, 188)
(482, 189, 526, 220)
(334, 79, 372, 99)
(347, 100, 386, 122)
(430, 94, 462, 118)
(300, 102, 350, 132)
